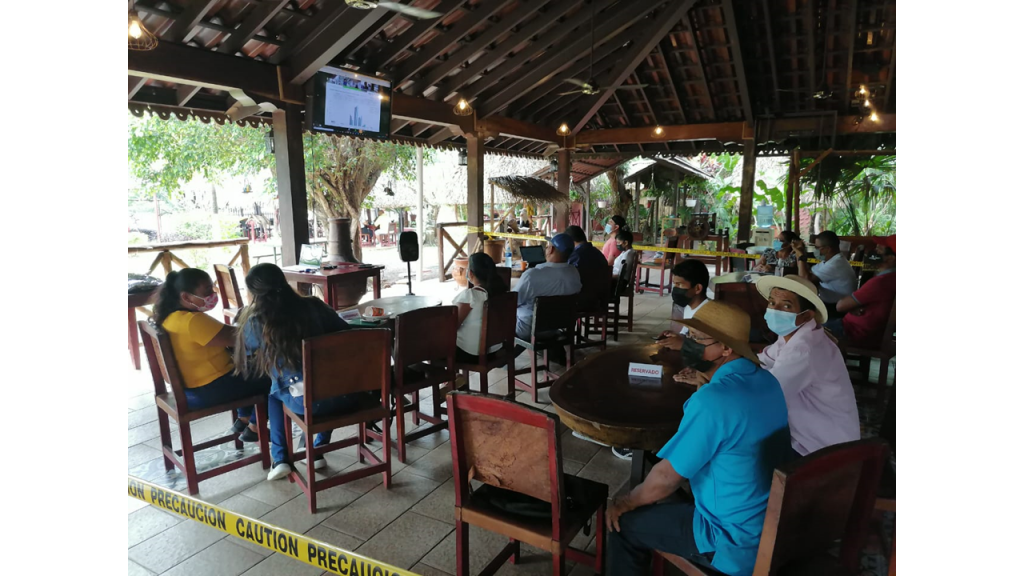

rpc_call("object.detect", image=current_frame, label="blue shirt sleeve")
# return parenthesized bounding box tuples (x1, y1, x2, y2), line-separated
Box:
(656, 392, 722, 479)
(513, 270, 532, 305)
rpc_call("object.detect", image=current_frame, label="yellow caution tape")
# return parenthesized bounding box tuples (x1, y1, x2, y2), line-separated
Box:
(128, 476, 418, 576)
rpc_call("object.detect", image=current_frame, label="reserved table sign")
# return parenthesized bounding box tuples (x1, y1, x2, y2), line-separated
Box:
(628, 363, 663, 378)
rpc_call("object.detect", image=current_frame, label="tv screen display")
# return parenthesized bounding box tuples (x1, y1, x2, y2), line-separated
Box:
(309, 67, 391, 138)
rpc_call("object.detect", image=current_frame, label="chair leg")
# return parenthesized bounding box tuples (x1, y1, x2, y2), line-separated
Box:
(652, 552, 665, 576)
(876, 357, 891, 409)
(307, 433, 317, 513)
(479, 370, 489, 394)
(553, 550, 566, 576)
(455, 519, 470, 576)
(531, 352, 540, 404)
(179, 423, 199, 495)
(128, 307, 141, 370)
(595, 505, 605, 574)
(627, 296, 634, 332)
(395, 390, 407, 464)
(256, 401, 270, 470)
(382, 416, 392, 489)
(411, 391, 421, 426)
(232, 411, 243, 450)
(158, 410, 174, 472)
(358, 423, 366, 464)
(509, 539, 521, 564)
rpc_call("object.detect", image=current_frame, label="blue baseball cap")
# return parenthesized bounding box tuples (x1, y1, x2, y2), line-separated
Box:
(549, 233, 574, 255)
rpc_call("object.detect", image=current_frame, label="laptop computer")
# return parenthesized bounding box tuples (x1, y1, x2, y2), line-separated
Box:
(520, 245, 546, 269)
(283, 244, 323, 272)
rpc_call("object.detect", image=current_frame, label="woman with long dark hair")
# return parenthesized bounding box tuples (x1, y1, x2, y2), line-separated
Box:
(234, 263, 363, 480)
(152, 268, 264, 441)
(453, 253, 508, 360)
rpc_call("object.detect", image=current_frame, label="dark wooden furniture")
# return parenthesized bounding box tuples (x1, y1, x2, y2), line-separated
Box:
(284, 329, 393, 512)
(676, 232, 730, 276)
(609, 250, 640, 340)
(391, 306, 458, 463)
(446, 392, 607, 576)
(213, 264, 244, 325)
(653, 438, 890, 576)
(513, 295, 578, 404)
(844, 298, 896, 408)
(138, 321, 270, 495)
(282, 264, 384, 310)
(551, 344, 688, 487)
(875, 383, 896, 576)
(468, 267, 513, 292)
(454, 292, 518, 397)
(713, 282, 776, 352)
(576, 263, 611, 352)
(636, 236, 678, 297)
(128, 287, 160, 370)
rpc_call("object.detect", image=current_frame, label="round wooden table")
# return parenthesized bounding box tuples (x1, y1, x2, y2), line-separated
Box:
(358, 295, 442, 318)
(550, 343, 693, 487)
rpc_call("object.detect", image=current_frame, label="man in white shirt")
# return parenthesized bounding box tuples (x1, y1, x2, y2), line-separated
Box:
(512, 233, 582, 339)
(658, 259, 711, 348)
(795, 230, 857, 317)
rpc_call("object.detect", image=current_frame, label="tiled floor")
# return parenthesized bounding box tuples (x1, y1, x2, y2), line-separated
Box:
(128, 280, 894, 576)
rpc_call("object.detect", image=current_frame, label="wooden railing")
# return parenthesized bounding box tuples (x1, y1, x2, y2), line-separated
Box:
(436, 222, 469, 282)
(128, 239, 251, 276)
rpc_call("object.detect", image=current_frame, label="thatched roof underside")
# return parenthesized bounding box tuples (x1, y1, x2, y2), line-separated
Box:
(488, 176, 570, 206)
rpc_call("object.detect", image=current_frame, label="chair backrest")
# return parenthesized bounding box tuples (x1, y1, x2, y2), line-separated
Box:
(477, 291, 518, 357)
(302, 329, 391, 411)
(447, 392, 565, 525)
(577, 262, 611, 313)
(395, 305, 458, 368)
(878, 298, 896, 353)
(714, 282, 774, 343)
(213, 264, 244, 309)
(137, 320, 190, 415)
(755, 439, 889, 575)
(614, 250, 640, 297)
(531, 294, 578, 335)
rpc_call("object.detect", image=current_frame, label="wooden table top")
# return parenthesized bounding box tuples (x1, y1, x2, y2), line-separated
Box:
(550, 344, 693, 452)
(282, 264, 384, 280)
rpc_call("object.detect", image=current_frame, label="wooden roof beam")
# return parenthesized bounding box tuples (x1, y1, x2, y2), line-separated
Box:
(570, 1, 696, 134)
(655, 40, 688, 124)
(369, 0, 467, 70)
(686, 10, 717, 122)
(215, 0, 290, 55)
(286, 6, 393, 84)
(129, 76, 147, 99)
(428, 127, 455, 145)
(393, 0, 518, 87)
(759, 0, 781, 112)
(176, 85, 202, 107)
(165, 0, 220, 43)
(721, 0, 753, 123)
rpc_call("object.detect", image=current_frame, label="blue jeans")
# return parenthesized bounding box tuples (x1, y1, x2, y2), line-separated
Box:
(267, 388, 360, 464)
(823, 317, 846, 339)
(183, 372, 268, 419)
(608, 502, 711, 575)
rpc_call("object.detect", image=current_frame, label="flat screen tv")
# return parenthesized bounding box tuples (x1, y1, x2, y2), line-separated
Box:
(308, 67, 392, 138)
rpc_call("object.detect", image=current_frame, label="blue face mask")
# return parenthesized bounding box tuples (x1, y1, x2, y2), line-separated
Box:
(765, 308, 800, 337)
(605, 223, 613, 234)
(772, 240, 783, 250)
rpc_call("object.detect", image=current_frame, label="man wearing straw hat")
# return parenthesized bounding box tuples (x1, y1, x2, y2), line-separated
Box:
(755, 275, 860, 457)
(606, 300, 791, 576)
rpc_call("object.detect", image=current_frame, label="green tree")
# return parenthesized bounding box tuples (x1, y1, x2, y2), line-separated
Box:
(803, 155, 896, 236)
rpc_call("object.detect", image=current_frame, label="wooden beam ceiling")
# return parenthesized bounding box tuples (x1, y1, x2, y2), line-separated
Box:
(286, 6, 393, 85)
(175, 85, 202, 107)
(655, 40, 687, 124)
(721, 0, 753, 123)
(165, 0, 220, 44)
(369, 0, 467, 70)
(215, 0, 290, 55)
(129, 76, 147, 99)
(760, 0, 781, 112)
(569, 1, 696, 134)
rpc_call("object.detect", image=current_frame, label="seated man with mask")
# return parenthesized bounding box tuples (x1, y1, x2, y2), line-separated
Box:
(756, 275, 860, 457)
(657, 259, 711, 350)
(511, 233, 582, 340)
(794, 230, 857, 318)
(608, 301, 791, 576)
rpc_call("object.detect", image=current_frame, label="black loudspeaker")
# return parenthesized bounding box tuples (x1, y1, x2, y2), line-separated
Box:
(398, 231, 418, 295)
(399, 231, 419, 262)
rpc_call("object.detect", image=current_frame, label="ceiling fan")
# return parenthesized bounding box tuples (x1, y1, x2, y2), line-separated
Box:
(556, 2, 648, 96)
(345, 0, 442, 19)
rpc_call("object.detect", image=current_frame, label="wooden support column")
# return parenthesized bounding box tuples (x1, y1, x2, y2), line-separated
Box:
(585, 180, 592, 238)
(737, 138, 757, 242)
(554, 148, 571, 234)
(793, 150, 802, 235)
(273, 104, 309, 266)
(416, 146, 425, 281)
(785, 149, 797, 231)
(466, 134, 485, 254)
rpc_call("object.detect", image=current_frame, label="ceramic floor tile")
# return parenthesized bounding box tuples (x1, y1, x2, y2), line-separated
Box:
(494, 543, 576, 575)
(409, 428, 450, 451)
(194, 462, 274, 505)
(563, 459, 585, 476)
(128, 420, 165, 447)
(128, 517, 226, 574)
(128, 505, 182, 548)
(241, 553, 324, 576)
(161, 539, 265, 576)
(410, 478, 456, 525)
(412, 563, 455, 576)
(400, 442, 453, 482)
(560, 428, 603, 465)
(127, 560, 155, 576)
(128, 406, 159, 429)
(355, 511, 453, 569)
(128, 444, 165, 468)
(240, 477, 304, 508)
(127, 496, 150, 515)
(128, 393, 155, 411)
(419, 523, 513, 575)
(304, 525, 365, 552)
(258, 486, 361, 534)
(576, 447, 631, 498)
(326, 458, 394, 495)
(218, 494, 278, 519)
(321, 470, 441, 540)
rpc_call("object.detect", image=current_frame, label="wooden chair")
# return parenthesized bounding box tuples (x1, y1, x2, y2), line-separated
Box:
(213, 264, 244, 325)
(284, 329, 393, 512)
(636, 236, 678, 297)
(454, 292, 518, 397)
(138, 321, 270, 496)
(606, 250, 639, 340)
(129, 288, 160, 370)
(379, 222, 398, 246)
(447, 392, 607, 576)
(653, 438, 890, 576)
(577, 264, 611, 352)
(513, 295, 578, 404)
(713, 282, 776, 352)
(845, 299, 896, 408)
(391, 306, 458, 463)
(875, 384, 896, 576)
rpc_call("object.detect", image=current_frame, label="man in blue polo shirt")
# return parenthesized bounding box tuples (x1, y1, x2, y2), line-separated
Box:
(606, 300, 791, 576)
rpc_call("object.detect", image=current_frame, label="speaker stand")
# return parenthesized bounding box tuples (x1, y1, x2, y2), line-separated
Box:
(406, 261, 414, 295)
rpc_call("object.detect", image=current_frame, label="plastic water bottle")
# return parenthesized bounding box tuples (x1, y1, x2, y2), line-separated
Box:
(505, 241, 513, 268)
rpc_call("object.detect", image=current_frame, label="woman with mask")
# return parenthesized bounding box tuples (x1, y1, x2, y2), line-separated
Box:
(152, 268, 264, 441)
(610, 230, 635, 279)
(234, 264, 367, 480)
(657, 260, 711, 350)
(454, 253, 508, 359)
(753, 275, 859, 457)
(752, 230, 800, 275)
(601, 215, 629, 264)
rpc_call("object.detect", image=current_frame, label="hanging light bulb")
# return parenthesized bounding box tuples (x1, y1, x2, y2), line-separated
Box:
(870, 112, 880, 123)
(128, 5, 159, 51)
(858, 85, 867, 96)
(651, 125, 665, 138)
(129, 19, 142, 39)
(862, 99, 871, 108)
(557, 123, 571, 136)
(453, 98, 473, 116)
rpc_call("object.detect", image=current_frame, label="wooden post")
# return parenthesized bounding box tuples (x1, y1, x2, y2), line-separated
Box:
(489, 182, 495, 232)
(785, 149, 797, 231)
(737, 137, 757, 242)
(239, 243, 250, 275)
(272, 104, 309, 267)
(793, 150, 802, 236)
(634, 182, 641, 233)
(466, 134, 485, 253)
(160, 251, 172, 276)
(585, 180, 592, 238)
(553, 148, 571, 234)
(416, 146, 425, 282)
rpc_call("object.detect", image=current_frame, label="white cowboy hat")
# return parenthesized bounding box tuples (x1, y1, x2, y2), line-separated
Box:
(755, 274, 828, 324)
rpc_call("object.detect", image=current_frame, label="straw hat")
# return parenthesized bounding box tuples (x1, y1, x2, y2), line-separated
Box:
(679, 300, 760, 365)
(755, 274, 828, 324)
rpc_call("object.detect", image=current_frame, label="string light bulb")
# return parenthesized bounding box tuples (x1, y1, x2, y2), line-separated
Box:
(862, 99, 871, 108)
(129, 19, 142, 39)
(870, 112, 880, 123)
(651, 125, 665, 138)
(859, 85, 867, 96)
(557, 123, 571, 136)
(453, 98, 473, 116)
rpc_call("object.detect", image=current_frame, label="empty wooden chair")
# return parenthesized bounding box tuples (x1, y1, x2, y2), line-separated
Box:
(447, 392, 607, 576)
(284, 329, 393, 512)
(454, 292, 518, 398)
(392, 306, 458, 463)
(636, 236, 678, 297)
(653, 438, 890, 576)
(138, 321, 269, 495)
(608, 250, 640, 340)
(213, 264, 244, 325)
(844, 299, 896, 408)
(513, 295, 578, 404)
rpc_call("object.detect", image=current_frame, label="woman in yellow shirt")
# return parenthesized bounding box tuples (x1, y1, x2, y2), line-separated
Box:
(152, 268, 266, 442)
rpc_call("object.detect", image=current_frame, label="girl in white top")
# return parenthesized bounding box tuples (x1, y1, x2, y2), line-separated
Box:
(453, 253, 508, 356)
(611, 230, 635, 277)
